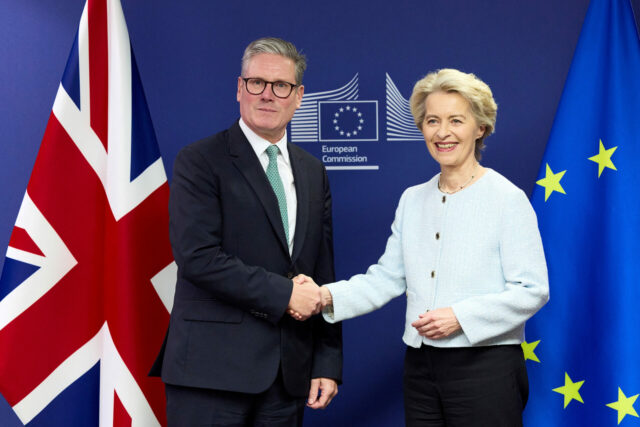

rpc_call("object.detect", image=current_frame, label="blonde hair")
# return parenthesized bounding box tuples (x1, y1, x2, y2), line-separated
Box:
(409, 68, 497, 160)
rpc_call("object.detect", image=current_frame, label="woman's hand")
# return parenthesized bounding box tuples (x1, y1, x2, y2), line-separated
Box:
(411, 307, 461, 339)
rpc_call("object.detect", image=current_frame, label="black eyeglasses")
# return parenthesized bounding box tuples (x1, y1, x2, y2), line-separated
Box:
(241, 77, 299, 98)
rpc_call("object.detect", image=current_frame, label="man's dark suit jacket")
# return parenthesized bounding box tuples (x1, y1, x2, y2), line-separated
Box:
(152, 121, 342, 397)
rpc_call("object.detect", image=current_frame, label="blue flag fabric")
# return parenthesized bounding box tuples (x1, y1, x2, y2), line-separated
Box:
(525, 0, 640, 425)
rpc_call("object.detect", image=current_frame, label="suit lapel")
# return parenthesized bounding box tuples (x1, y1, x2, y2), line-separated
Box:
(228, 123, 290, 256)
(289, 144, 309, 263)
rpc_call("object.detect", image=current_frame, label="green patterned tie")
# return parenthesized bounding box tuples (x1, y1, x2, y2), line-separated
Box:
(265, 145, 289, 243)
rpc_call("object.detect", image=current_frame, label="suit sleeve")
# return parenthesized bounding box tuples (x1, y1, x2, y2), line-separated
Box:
(310, 167, 343, 382)
(169, 145, 292, 325)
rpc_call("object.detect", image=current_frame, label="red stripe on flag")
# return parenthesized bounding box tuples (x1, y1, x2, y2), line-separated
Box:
(8, 226, 44, 256)
(104, 183, 172, 425)
(114, 391, 132, 427)
(88, 0, 109, 150)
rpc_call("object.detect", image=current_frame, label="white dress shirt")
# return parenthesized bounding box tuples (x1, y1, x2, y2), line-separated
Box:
(239, 118, 297, 254)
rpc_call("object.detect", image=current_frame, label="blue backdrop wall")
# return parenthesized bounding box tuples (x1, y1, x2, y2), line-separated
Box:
(1, 1, 639, 425)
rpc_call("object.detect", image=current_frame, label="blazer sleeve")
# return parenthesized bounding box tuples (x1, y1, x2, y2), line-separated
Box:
(451, 189, 550, 345)
(310, 167, 343, 382)
(323, 189, 409, 323)
(169, 145, 293, 325)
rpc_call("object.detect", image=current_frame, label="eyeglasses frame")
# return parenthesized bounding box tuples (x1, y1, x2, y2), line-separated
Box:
(241, 77, 300, 99)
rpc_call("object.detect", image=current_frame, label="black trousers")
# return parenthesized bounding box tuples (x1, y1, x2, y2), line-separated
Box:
(403, 344, 528, 427)
(165, 370, 306, 427)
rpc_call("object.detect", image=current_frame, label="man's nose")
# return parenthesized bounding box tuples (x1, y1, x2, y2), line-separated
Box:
(260, 83, 276, 100)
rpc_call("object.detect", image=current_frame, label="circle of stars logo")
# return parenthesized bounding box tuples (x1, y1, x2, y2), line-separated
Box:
(333, 104, 364, 138)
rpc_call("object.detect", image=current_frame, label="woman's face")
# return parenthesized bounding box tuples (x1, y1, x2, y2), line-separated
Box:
(421, 91, 485, 171)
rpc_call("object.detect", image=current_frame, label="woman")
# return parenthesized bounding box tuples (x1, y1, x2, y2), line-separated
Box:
(293, 68, 549, 426)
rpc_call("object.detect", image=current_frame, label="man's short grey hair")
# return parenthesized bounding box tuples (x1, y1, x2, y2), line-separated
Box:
(241, 37, 307, 85)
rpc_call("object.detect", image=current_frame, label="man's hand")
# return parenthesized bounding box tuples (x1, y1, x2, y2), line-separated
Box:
(287, 275, 322, 321)
(307, 378, 338, 409)
(411, 307, 461, 339)
(288, 275, 334, 320)
(292, 274, 315, 287)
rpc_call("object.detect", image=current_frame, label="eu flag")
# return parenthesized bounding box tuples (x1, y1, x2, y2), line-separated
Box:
(319, 100, 379, 142)
(525, 0, 640, 425)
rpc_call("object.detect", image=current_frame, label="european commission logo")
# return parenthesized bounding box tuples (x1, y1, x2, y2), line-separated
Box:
(290, 73, 423, 143)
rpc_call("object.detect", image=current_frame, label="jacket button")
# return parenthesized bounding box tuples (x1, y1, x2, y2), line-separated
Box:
(435, 232, 440, 240)
(287, 272, 294, 279)
(431, 271, 435, 278)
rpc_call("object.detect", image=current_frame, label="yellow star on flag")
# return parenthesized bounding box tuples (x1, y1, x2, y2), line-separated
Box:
(553, 372, 584, 408)
(607, 387, 639, 425)
(521, 340, 540, 362)
(536, 164, 566, 201)
(588, 139, 617, 177)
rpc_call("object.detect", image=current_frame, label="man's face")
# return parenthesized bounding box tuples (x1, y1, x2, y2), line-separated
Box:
(237, 53, 304, 143)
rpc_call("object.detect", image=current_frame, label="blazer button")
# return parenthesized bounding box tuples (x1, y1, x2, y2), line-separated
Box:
(430, 270, 435, 278)
(435, 232, 440, 240)
(287, 272, 294, 279)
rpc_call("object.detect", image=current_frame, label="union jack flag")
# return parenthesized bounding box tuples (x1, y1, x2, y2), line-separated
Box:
(0, 0, 175, 425)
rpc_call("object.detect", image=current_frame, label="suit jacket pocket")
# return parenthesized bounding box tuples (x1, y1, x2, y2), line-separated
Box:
(182, 299, 244, 323)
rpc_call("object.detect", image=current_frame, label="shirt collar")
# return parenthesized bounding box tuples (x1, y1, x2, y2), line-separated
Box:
(239, 118, 290, 166)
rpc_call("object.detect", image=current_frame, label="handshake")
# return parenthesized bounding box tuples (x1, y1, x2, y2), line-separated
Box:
(287, 274, 333, 321)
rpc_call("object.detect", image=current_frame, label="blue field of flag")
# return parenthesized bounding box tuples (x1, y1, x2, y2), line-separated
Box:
(319, 101, 378, 142)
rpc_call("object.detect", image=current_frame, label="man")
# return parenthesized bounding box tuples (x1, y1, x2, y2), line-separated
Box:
(152, 38, 342, 426)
